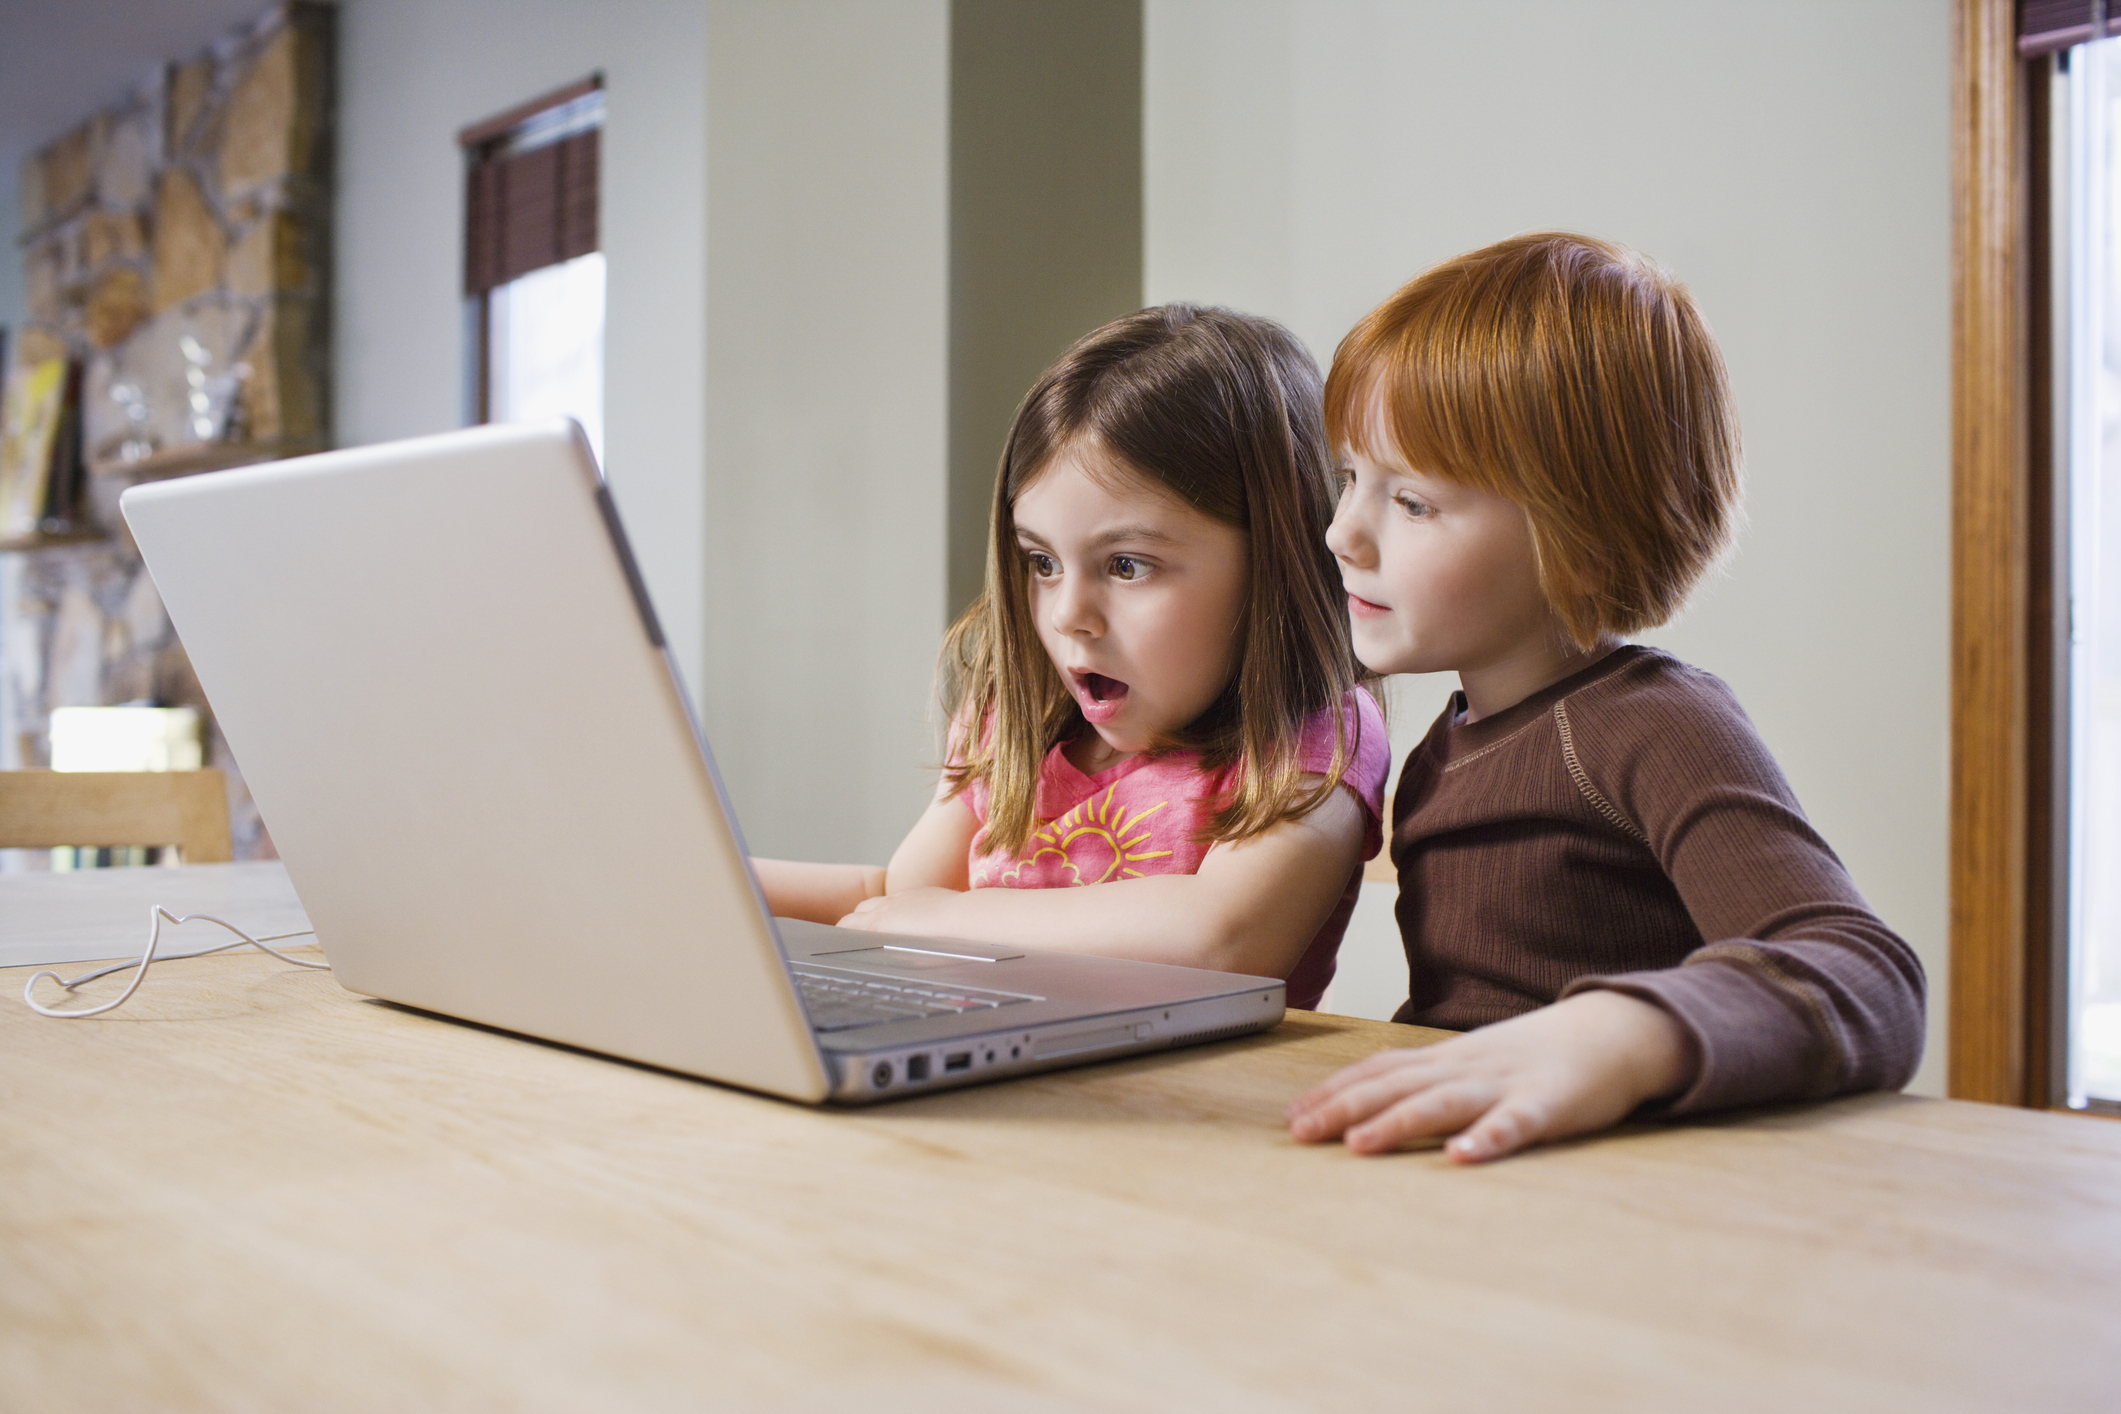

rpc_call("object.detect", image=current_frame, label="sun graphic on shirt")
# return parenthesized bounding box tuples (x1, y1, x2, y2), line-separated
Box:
(993, 788, 1173, 888)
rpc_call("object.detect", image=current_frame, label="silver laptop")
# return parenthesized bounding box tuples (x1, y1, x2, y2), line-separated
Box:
(120, 420, 1284, 1104)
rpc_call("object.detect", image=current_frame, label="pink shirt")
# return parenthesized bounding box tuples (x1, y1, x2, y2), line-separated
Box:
(959, 690, 1390, 1009)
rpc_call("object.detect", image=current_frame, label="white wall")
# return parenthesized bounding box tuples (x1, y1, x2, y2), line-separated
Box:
(703, 1, 949, 861)
(336, 0, 709, 694)
(1148, 0, 1955, 1095)
(339, 0, 946, 866)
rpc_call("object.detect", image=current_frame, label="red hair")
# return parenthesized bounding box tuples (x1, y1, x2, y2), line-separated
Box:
(1326, 232, 1742, 647)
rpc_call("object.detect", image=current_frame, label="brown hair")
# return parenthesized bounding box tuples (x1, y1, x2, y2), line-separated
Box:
(1325, 232, 1742, 648)
(943, 305, 1366, 857)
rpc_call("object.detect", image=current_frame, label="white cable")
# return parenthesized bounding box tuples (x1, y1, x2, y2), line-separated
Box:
(23, 906, 327, 1019)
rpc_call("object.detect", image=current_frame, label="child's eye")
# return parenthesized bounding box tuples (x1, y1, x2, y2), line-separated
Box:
(1025, 551, 1059, 578)
(1333, 467, 1356, 497)
(1109, 555, 1146, 581)
(1394, 493, 1435, 520)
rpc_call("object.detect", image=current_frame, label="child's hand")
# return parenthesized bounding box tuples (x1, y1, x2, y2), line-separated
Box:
(836, 887, 964, 937)
(1285, 991, 1697, 1162)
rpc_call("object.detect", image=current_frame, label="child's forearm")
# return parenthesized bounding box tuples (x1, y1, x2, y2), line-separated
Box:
(842, 790, 1365, 977)
(750, 858, 887, 926)
(847, 874, 1324, 979)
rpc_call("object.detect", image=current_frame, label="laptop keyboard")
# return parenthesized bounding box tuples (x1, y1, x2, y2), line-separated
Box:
(791, 964, 1034, 1033)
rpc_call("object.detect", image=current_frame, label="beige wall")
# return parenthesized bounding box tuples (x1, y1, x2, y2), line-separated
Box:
(1147, 0, 1955, 1094)
(338, 0, 952, 863)
(336, 0, 709, 695)
(948, 0, 1142, 619)
(704, 0, 951, 862)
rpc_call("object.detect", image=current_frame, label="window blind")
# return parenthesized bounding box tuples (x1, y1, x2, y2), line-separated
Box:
(461, 77, 602, 297)
(2021, 0, 2121, 57)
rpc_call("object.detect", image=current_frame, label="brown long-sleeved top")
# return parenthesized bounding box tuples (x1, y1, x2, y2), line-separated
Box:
(1387, 646, 1925, 1115)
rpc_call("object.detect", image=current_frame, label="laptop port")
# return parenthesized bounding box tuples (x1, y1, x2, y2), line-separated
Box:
(906, 1054, 931, 1083)
(871, 1061, 893, 1088)
(944, 1052, 972, 1072)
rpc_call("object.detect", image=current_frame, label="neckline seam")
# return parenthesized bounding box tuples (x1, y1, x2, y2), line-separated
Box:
(1448, 645, 1648, 744)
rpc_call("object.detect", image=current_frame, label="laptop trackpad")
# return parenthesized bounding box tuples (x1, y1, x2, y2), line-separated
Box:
(775, 918, 1028, 966)
(809, 944, 1023, 969)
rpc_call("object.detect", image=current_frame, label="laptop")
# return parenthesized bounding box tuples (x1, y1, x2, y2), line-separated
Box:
(120, 420, 1284, 1104)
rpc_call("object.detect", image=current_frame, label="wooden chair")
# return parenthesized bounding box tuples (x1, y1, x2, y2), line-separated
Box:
(0, 770, 234, 863)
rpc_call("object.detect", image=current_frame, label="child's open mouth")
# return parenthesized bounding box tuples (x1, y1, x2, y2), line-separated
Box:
(1070, 670, 1131, 725)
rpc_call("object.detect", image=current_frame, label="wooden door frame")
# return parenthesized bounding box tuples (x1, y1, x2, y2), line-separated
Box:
(1950, 0, 2061, 1106)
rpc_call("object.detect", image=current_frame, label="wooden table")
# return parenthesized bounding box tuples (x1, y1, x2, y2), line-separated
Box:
(3, 865, 2117, 1411)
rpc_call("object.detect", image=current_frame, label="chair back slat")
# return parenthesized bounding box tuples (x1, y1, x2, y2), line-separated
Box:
(0, 770, 235, 862)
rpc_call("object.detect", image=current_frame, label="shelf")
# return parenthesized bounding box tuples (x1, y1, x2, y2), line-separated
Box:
(88, 439, 325, 482)
(0, 525, 107, 553)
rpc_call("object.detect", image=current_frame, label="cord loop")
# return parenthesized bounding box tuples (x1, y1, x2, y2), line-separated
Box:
(24, 907, 326, 1019)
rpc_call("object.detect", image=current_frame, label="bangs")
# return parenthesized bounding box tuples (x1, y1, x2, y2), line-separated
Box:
(1321, 270, 1515, 498)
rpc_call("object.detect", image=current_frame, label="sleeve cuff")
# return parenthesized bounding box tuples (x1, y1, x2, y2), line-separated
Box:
(1560, 956, 1837, 1116)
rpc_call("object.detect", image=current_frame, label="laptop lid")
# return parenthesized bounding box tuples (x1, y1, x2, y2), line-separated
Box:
(122, 421, 831, 1101)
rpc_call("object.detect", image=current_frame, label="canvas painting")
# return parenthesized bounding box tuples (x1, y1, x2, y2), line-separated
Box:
(0, 357, 66, 539)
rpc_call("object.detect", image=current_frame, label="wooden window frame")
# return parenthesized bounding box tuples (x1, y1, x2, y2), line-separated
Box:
(1952, 0, 2071, 1108)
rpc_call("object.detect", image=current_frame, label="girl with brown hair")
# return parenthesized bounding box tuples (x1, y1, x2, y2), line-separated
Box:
(757, 305, 1389, 1007)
